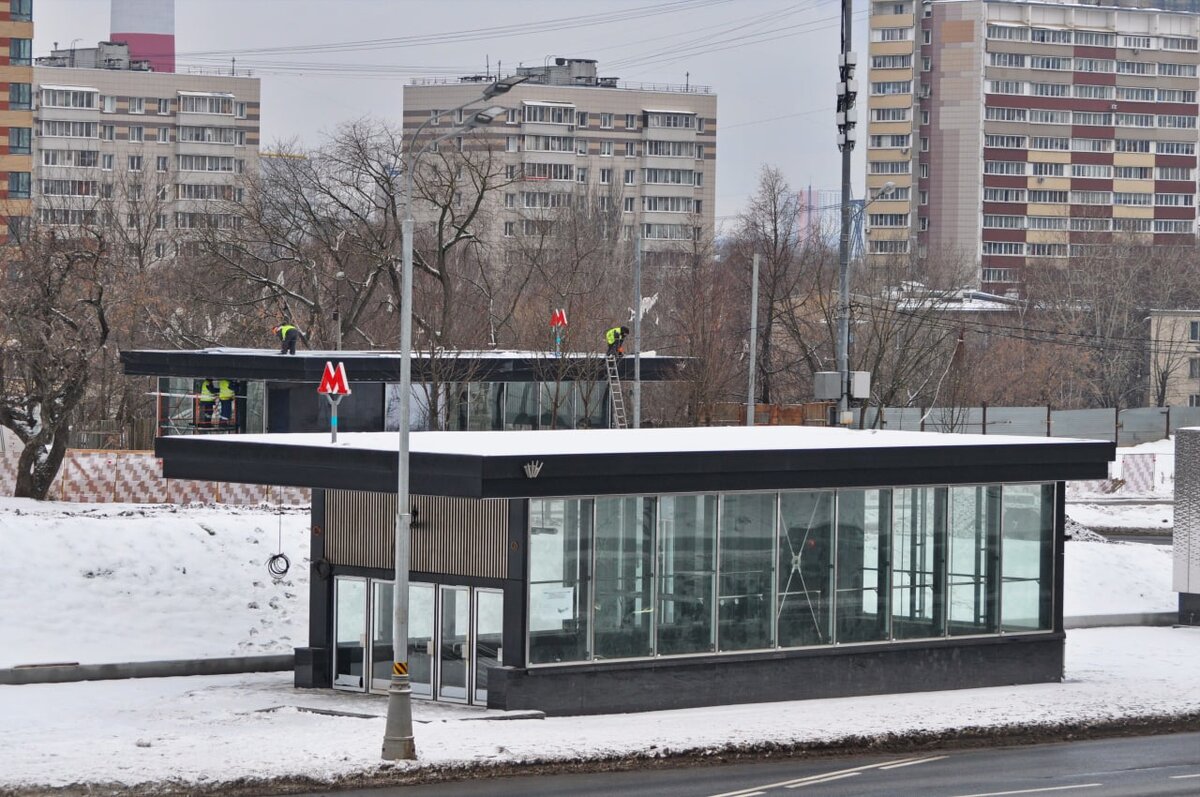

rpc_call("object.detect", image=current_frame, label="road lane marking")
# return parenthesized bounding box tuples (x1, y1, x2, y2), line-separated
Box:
(1169, 773, 1200, 779)
(785, 772, 861, 788)
(704, 755, 944, 797)
(881, 755, 948, 770)
(949, 784, 1101, 797)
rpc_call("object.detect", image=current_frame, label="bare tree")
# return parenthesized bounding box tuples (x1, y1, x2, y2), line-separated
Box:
(0, 227, 114, 497)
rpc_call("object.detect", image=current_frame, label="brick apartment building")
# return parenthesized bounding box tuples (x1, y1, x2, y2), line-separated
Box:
(0, 0, 34, 241)
(866, 0, 1200, 294)
(401, 58, 716, 253)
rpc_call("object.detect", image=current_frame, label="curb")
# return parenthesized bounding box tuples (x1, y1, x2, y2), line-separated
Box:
(1064, 612, 1178, 629)
(0, 654, 293, 686)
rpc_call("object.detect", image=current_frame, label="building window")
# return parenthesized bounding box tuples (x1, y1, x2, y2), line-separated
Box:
(624, 169, 636, 185)
(158, 98, 171, 114)
(1189, 358, 1200, 380)
(920, 163, 929, 178)
(600, 168, 611, 185)
(156, 156, 169, 172)
(1191, 395, 1200, 407)
(9, 83, 30, 110)
(922, 56, 931, 72)
(625, 113, 637, 130)
(624, 141, 636, 157)
(10, 0, 31, 20)
(920, 190, 928, 205)
(982, 268, 1016, 283)
(8, 127, 30, 154)
(1191, 321, 1200, 342)
(575, 110, 589, 127)
(128, 155, 143, 172)
(576, 167, 588, 183)
(157, 126, 171, 144)
(919, 217, 929, 231)
(9, 38, 31, 65)
(129, 97, 145, 114)
(101, 154, 113, 171)
(600, 141, 613, 157)
(576, 138, 588, 156)
(600, 112, 614, 128)
(922, 29, 931, 44)
(623, 197, 634, 212)
(7, 172, 30, 199)
(430, 109, 441, 126)
(129, 126, 144, 142)
(504, 193, 515, 208)
(503, 221, 514, 237)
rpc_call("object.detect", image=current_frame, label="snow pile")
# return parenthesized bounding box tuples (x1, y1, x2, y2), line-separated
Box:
(0, 499, 309, 667)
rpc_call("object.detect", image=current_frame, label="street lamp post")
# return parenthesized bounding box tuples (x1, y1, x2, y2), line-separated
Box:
(381, 75, 525, 762)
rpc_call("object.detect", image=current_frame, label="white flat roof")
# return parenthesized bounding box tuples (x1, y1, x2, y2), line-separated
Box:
(209, 426, 1104, 458)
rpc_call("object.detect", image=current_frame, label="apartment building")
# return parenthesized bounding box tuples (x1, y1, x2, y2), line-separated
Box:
(866, 0, 1200, 293)
(401, 58, 716, 252)
(0, 0, 34, 241)
(32, 41, 259, 257)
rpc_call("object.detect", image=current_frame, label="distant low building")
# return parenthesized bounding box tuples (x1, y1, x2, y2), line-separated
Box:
(1148, 309, 1200, 406)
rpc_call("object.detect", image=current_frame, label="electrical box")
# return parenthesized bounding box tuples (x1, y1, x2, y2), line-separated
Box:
(813, 371, 871, 401)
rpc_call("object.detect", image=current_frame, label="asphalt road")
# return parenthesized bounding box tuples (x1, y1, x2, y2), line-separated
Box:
(298, 731, 1200, 797)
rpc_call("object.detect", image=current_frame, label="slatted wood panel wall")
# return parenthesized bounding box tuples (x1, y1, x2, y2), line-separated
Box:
(323, 489, 509, 578)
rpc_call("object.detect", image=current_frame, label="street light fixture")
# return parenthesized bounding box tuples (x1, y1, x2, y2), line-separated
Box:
(380, 77, 519, 763)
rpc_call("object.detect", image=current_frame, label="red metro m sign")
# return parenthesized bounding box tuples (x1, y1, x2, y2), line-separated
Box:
(317, 361, 352, 396)
(317, 361, 351, 442)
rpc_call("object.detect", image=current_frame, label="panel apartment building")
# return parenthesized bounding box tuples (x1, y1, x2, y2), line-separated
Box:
(0, 0, 34, 241)
(32, 41, 259, 257)
(866, 0, 1200, 294)
(402, 58, 716, 252)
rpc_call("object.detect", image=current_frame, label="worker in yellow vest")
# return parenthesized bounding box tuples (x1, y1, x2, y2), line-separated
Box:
(197, 379, 216, 427)
(273, 322, 300, 355)
(604, 325, 629, 359)
(218, 379, 236, 423)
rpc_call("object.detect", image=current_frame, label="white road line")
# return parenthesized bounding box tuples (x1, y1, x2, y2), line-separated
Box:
(703, 755, 945, 797)
(784, 772, 862, 789)
(881, 755, 949, 770)
(1169, 773, 1200, 779)
(949, 784, 1102, 797)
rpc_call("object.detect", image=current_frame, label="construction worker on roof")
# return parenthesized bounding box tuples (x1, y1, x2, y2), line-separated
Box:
(605, 325, 630, 359)
(273, 322, 300, 355)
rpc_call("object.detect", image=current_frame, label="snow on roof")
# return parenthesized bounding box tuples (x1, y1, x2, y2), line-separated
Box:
(133, 347, 668, 359)
(199, 425, 1108, 458)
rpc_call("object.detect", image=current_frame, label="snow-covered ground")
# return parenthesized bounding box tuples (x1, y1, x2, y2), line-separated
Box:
(0, 496, 1189, 793)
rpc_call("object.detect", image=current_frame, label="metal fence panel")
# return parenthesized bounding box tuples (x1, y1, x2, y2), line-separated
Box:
(1170, 407, 1200, 437)
(1052, 408, 1115, 442)
(1118, 407, 1170, 447)
(985, 407, 1049, 438)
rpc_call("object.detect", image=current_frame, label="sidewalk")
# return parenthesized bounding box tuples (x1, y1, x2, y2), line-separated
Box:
(3, 626, 1199, 796)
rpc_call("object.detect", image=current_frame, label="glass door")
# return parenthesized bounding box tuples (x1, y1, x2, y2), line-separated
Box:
(333, 577, 367, 690)
(474, 589, 504, 705)
(438, 585, 470, 702)
(369, 581, 394, 692)
(409, 583, 435, 698)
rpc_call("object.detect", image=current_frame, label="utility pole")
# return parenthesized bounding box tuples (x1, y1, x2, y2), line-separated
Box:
(746, 253, 759, 427)
(835, 0, 858, 423)
(633, 233, 643, 428)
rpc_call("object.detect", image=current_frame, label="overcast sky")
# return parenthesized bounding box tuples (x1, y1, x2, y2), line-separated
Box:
(35, 0, 869, 227)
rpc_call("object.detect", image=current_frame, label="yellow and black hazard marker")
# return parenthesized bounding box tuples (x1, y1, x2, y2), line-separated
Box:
(392, 662, 408, 676)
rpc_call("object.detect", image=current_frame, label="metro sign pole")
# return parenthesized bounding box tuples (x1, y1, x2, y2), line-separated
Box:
(317, 361, 352, 443)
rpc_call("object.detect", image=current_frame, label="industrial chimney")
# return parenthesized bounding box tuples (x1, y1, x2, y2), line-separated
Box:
(110, 0, 175, 73)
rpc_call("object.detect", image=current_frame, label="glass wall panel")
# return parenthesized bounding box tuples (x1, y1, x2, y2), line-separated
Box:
(718, 493, 777, 651)
(408, 583, 434, 697)
(835, 489, 891, 643)
(1000, 484, 1054, 631)
(539, 382, 575, 430)
(576, 381, 608, 429)
(333, 577, 366, 689)
(891, 487, 946, 639)
(948, 486, 1000, 635)
(528, 498, 592, 663)
(505, 382, 538, 430)
(778, 491, 835, 647)
(593, 497, 655, 659)
(656, 495, 717, 655)
(466, 383, 503, 431)
(474, 589, 504, 704)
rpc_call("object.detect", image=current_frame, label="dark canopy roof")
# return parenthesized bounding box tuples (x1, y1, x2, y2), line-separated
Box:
(121, 348, 683, 383)
(156, 427, 1114, 499)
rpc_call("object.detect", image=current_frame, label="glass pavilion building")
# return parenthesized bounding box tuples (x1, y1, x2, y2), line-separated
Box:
(156, 425, 1113, 715)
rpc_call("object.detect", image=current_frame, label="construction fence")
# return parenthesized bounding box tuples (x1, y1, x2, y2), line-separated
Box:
(0, 430, 307, 505)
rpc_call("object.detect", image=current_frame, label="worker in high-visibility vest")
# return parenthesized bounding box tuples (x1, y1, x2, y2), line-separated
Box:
(197, 379, 217, 427)
(604, 326, 629, 359)
(273, 322, 300, 355)
(217, 379, 236, 423)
